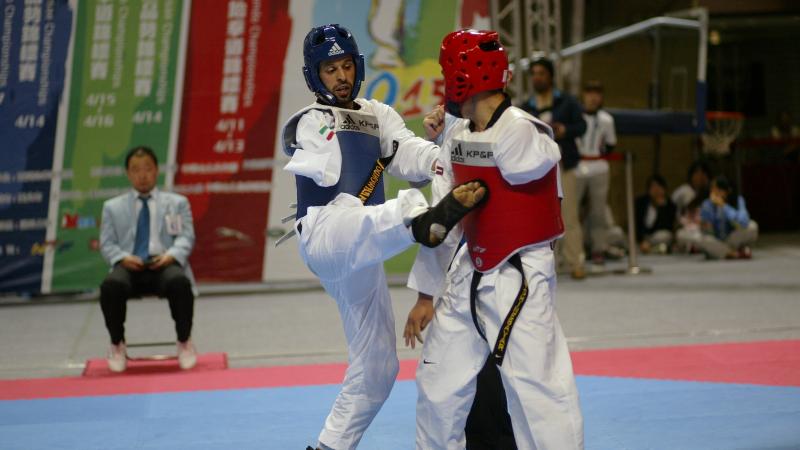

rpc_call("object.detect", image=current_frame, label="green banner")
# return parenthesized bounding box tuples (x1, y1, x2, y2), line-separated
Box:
(50, 0, 185, 292)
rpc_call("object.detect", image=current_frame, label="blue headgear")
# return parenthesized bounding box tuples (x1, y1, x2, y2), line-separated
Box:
(302, 24, 365, 106)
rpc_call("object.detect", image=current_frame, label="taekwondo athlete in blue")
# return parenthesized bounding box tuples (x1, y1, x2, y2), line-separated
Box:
(281, 24, 488, 450)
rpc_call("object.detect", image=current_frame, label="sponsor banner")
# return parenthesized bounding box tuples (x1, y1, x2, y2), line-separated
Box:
(48, 0, 187, 292)
(174, 0, 291, 281)
(0, 0, 72, 293)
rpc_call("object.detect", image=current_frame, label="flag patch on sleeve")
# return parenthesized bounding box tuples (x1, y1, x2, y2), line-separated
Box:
(318, 123, 335, 141)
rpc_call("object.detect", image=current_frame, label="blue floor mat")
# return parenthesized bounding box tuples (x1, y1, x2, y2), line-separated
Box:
(1, 376, 799, 450)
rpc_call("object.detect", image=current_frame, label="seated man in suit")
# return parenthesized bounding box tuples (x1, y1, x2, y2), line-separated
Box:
(99, 146, 197, 372)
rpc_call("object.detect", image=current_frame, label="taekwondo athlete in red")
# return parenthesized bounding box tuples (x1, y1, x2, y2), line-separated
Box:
(404, 29, 584, 450)
(281, 24, 487, 450)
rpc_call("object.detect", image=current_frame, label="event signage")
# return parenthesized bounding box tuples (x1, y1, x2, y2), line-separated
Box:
(0, 0, 72, 293)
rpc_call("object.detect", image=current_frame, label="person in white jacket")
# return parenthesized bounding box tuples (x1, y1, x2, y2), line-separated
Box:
(403, 29, 584, 450)
(282, 24, 486, 450)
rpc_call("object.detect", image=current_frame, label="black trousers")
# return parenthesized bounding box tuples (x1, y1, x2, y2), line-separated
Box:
(99, 262, 194, 345)
(465, 357, 518, 450)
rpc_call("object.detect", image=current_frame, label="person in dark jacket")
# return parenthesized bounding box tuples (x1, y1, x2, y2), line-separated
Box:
(635, 174, 677, 254)
(519, 57, 587, 279)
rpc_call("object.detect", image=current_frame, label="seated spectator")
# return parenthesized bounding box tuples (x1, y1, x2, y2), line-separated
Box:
(635, 175, 676, 254)
(675, 196, 704, 253)
(671, 160, 712, 216)
(99, 146, 198, 372)
(698, 175, 758, 259)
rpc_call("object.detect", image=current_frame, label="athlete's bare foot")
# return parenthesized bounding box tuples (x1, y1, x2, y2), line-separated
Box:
(453, 181, 487, 208)
(412, 179, 489, 247)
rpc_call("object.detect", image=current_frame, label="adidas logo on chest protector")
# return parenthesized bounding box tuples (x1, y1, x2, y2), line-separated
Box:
(328, 43, 344, 56)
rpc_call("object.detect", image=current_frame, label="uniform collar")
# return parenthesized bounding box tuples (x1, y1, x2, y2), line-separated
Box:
(469, 94, 512, 132)
(316, 98, 361, 110)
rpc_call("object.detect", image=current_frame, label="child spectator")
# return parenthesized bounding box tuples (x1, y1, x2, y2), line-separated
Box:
(672, 160, 712, 216)
(675, 196, 703, 253)
(698, 176, 758, 259)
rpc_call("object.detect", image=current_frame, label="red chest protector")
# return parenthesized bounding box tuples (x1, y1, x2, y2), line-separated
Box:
(450, 110, 564, 272)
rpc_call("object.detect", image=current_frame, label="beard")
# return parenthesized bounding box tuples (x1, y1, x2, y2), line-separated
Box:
(333, 83, 352, 101)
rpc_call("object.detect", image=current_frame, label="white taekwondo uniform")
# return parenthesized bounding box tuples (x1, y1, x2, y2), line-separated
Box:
(408, 103, 584, 450)
(282, 98, 438, 450)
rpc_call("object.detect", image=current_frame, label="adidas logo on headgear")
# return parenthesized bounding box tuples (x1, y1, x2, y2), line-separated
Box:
(328, 43, 345, 56)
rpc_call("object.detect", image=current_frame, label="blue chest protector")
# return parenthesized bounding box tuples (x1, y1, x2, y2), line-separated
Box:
(282, 105, 385, 219)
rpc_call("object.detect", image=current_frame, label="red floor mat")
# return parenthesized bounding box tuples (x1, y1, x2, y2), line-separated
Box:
(1, 341, 798, 401)
(571, 340, 800, 386)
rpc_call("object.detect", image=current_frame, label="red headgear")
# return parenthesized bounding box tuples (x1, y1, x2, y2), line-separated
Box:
(439, 29, 509, 110)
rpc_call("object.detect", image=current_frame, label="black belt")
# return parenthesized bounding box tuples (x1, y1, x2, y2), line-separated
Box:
(356, 140, 398, 203)
(470, 253, 529, 366)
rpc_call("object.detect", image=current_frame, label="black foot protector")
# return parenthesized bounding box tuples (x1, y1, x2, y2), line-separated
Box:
(412, 179, 488, 248)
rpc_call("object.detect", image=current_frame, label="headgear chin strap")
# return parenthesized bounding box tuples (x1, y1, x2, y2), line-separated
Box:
(302, 24, 365, 106)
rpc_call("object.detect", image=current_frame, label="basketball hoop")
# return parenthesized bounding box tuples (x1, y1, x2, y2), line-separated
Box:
(701, 111, 744, 156)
